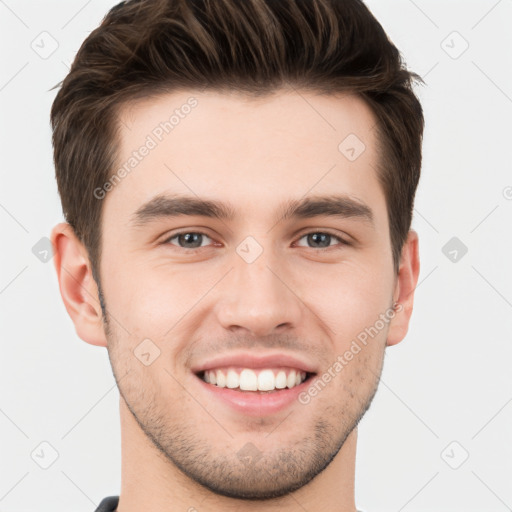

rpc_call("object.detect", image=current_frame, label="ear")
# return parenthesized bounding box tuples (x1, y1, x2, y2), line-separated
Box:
(50, 223, 108, 347)
(386, 229, 420, 347)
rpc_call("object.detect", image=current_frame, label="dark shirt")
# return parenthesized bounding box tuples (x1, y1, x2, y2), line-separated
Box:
(95, 496, 118, 512)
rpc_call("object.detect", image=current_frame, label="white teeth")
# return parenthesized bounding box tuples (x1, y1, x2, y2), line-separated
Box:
(275, 370, 287, 389)
(226, 369, 239, 389)
(286, 370, 296, 389)
(216, 370, 226, 387)
(239, 369, 258, 391)
(257, 369, 275, 391)
(202, 367, 308, 391)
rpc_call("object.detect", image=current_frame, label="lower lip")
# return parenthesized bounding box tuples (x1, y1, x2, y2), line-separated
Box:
(195, 374, 314, 416)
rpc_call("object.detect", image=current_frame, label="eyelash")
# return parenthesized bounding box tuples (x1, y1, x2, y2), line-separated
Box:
(162, 230, 350, 252)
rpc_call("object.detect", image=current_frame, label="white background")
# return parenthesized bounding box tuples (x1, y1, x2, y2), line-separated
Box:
(1, 1, 511, 511)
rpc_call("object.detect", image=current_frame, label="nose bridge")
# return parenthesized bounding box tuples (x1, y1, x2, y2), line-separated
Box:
(215, 237, 302, 336)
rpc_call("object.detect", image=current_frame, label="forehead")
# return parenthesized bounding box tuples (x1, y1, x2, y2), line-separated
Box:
(106, 89, 386, 229)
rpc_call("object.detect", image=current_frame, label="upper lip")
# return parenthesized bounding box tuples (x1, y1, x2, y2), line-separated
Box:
(191, 352, 318, 375)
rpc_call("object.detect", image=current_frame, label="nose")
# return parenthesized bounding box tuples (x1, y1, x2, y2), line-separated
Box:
(214, 245, 303, 338)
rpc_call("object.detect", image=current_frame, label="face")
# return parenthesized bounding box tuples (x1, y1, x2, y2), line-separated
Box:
(93, 89, 405, 499)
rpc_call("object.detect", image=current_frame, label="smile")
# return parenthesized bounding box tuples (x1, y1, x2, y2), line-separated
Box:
(199, 367, 312, 393)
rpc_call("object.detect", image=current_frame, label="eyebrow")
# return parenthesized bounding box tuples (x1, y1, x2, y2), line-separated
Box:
(131, 193, 374, 228)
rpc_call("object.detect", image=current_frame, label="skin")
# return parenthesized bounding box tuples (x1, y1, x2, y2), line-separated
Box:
(51, 89, 420, 512)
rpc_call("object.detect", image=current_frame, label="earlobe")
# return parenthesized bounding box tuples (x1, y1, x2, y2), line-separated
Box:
(51, 223, 108, 347)
(386, 229, 420, 347)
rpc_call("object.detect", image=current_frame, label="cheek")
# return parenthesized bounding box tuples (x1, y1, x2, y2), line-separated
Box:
(301, 261, 393, 322)
(104, 260, 216, 340)
(303, 267, 394, 364)
(132, 293, 182, 338)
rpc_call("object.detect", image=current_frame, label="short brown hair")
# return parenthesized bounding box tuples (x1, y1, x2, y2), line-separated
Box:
(51, 0, 424, 282)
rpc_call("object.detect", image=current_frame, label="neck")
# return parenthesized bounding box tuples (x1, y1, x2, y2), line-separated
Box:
(116, 398, 358, 512)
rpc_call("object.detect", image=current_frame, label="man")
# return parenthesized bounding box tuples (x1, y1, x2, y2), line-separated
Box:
(50, 0, 423, 510)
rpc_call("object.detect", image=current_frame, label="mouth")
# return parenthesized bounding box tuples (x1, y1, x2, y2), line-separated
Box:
(195, 367, 316, 393)
(191, 352, 318, 415)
